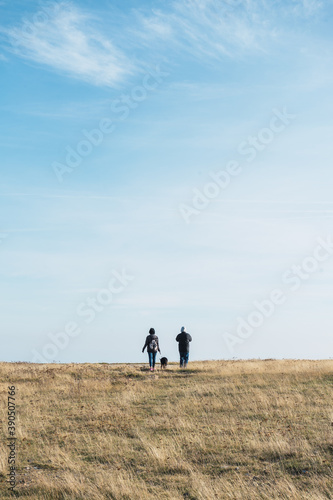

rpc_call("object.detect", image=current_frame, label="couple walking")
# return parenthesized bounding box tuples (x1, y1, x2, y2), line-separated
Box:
(142, 327, 192, 371)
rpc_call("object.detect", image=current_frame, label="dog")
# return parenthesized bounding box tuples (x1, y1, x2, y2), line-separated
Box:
(160, 357, 168, 369)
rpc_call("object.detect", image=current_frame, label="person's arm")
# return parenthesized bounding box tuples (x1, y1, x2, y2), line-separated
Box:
(142, 336, 148, 353)
(157, 337, 161, 353)
(176, 334, 180, 342)
(188, 334, 192, 342)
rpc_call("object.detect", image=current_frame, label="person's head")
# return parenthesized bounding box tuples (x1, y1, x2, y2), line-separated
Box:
(181, 326, 186, 333)
(149, 327, 155, 335)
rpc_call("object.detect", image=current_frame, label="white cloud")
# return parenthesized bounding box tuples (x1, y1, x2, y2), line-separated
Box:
(4, 2, 132, 87)
(133, 0, 278, 61)
(141, 15, 174, 39)
(132, 0, 327, 64)
(1, 0, 327, 86)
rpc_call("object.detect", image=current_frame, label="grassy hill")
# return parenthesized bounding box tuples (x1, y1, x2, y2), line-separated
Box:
(0, 360, 332, 499)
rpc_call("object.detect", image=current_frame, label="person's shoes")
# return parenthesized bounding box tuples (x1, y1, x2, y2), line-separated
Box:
(150, 367, 153, 371)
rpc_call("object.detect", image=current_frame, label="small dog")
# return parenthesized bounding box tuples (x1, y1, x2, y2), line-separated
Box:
(160, 357, 168, 369)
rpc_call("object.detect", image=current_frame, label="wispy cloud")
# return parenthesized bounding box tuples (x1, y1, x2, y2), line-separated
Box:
(3, 2, 132, 87)
(133, 0, 326, 63)
(1, 0, 327, 87)
(134, 0, 270, 60)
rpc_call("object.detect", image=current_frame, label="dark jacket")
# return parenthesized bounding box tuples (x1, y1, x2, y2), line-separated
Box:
(176, 332, 192, 353)
(142, 334, 161, 353)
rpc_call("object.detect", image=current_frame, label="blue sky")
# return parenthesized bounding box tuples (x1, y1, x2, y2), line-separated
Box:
(1, 0, 333, 363)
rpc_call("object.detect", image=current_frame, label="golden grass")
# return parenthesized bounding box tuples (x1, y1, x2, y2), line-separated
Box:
(0, 360, 332, 499)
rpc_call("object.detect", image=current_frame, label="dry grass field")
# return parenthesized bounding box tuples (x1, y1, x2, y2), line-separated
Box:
(0, 360, 332, 499)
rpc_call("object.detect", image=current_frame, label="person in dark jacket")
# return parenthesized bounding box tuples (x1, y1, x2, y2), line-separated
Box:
(142, 328, 161, 371)
(176, 326, 192, 368)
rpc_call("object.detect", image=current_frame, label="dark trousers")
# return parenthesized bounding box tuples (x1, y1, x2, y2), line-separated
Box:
(179, 351, 189, 367)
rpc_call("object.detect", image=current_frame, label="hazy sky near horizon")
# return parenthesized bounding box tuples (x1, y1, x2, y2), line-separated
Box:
(1, 0, 333, 363)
